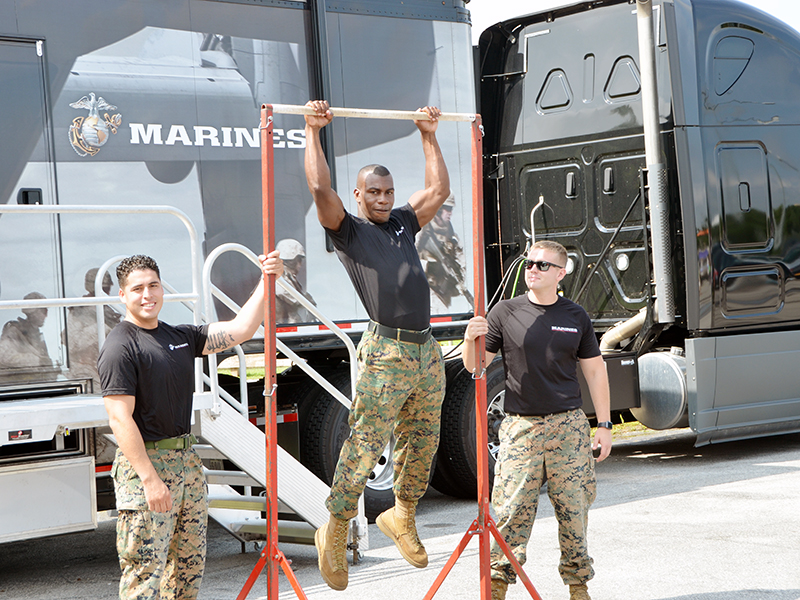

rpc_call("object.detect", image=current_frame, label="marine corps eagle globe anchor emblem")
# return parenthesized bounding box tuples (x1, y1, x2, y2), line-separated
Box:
(68, 92, 122, 156)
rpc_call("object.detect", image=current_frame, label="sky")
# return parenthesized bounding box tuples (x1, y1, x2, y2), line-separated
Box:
(467, 0, 800, 44)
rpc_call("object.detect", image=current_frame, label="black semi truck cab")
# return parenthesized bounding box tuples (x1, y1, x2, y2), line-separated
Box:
(478, 0, 800, 445)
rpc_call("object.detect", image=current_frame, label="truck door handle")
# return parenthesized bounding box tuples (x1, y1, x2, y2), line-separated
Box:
(738, 182, 751, 212)
(17, 188, 43, 205)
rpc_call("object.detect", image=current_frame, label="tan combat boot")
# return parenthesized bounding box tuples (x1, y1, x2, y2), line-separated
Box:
(376, 498, 428, 568)
(491, 578, 508, 600)
(315, 514, 349, 591)
(569, 583, 591, 600)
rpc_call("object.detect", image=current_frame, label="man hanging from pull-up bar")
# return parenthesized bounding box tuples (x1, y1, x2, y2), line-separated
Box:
(304, 99, 450, 590)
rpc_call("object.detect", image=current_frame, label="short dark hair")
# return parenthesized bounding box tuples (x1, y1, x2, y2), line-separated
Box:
(117, 255, 160, 289)
(357, 164, 391, 184)
(531, 240, 568, 266)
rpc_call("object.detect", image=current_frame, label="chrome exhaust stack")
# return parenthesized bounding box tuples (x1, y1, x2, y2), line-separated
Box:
(636, 0, 675, 324)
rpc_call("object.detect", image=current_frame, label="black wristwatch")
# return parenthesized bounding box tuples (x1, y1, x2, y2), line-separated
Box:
(597, 421, 613, 430)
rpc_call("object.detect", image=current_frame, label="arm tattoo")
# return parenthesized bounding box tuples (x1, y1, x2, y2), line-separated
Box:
(206, 330, 235, 352)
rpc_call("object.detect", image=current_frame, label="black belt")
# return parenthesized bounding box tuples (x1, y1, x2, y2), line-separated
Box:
(367, 320, 431, 344)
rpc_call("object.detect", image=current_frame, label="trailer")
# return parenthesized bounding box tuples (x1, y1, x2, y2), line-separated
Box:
(0, 0, 476, 545)
(3, 0, 800, 548)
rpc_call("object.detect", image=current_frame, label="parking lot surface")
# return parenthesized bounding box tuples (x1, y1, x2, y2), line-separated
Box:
(1, 429, 798, 600)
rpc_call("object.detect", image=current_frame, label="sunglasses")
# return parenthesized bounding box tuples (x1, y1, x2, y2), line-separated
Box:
(523, 259, 564, 272)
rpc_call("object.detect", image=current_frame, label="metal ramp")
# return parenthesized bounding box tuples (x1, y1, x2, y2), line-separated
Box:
(0, 392, 212, 448)
(0, 395, 107, 444)
(199, 243, 368, 549)
(195, 396, 330, 531)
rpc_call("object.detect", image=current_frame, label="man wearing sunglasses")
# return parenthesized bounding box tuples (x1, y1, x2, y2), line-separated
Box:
(462, 240, 612, 600)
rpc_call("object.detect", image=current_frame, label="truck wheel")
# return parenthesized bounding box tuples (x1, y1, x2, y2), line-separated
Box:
(429, 450, 466, 497)
(299, 373, 395, 522)
(429, 359, 474, 496)
(433, 357, 506, 499)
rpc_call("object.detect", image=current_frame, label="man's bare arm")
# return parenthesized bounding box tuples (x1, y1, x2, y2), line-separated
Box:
(203, 251, 283, 354)
(304, 100, 346, 231)
(407, 106, 451, 228)
(579, 355, 613, 462)
(104, 394, 172, 512)
(462, 316, 496, 374)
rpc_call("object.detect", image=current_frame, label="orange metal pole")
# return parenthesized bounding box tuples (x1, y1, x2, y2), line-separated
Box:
(238, 105, 307, 600)
(470, 116, 492, 600)
(262, 103, 280, 600)
(423, 519, 478, 599)
(423, 116, 543, 600)
(489, 521, 543, 600)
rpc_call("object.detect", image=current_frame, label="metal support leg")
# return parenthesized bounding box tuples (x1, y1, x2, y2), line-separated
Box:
(422, 117, 543, 600)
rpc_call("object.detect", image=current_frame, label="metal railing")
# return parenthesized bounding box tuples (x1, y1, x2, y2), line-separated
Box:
(0, 204, 205, 393)
(0, 205, 359, 409)
(202, 243, 357, 417)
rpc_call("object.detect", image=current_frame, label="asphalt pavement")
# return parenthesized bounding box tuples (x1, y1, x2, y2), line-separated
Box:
(1, 429, 799, 600)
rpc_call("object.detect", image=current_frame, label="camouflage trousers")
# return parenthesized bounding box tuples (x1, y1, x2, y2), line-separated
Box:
(326, 330, 445, 519)
(491, 409, 596, 586)
(111, 447, 208, 599)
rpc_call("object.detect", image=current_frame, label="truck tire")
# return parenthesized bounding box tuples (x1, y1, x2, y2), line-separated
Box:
(433, 357, 506, 499)
(428, 448, 467, 498)
(299, 372, 395, 522)
(429, 359, 475, 497)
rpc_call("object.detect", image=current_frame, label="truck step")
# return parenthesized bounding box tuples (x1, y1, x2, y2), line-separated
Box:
(193, 443, 226, 461)
(229, 519, 316, 544)
(204, 469, 260, 487)
(208, 493, 266, 512)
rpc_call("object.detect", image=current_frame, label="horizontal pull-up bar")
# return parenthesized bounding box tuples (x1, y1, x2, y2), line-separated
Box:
(264, 103, 476, 122)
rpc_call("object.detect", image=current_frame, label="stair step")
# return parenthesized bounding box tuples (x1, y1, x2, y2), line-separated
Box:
(193, 443, 226, 460)
(208, 493, 266, 512)
(205, 469, 260, 487)
(229, 519, 316, 544)
(198, 399, 331, 530)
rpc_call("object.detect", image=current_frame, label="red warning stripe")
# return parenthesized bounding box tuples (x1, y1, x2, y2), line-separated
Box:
(249, 413, 298, 427)
(317, 322, 352, 331)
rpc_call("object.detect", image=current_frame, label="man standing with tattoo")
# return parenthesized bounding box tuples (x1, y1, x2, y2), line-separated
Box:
(99, 251, 283, 600)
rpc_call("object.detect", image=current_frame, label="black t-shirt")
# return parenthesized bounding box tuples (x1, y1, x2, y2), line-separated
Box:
(98, 320, 209, 440)
(485, 294, 600, 416)
(325, 204, 430, 331)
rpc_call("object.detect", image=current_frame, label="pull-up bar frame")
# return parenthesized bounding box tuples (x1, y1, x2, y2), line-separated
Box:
(238, 103, 541, 600)
(265, 103, 476, 123)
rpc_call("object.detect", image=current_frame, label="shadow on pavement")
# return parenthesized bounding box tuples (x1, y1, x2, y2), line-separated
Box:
(594, 430, 800, 509)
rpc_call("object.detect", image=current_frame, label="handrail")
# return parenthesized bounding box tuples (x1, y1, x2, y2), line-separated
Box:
(211, 283, 355, 412)
(0, 204, 205, 394)
(93, 254, 129, 350)
(202, 244, 256, 416)
(520, 194, 545, 252)
(202, 243, 357, 416)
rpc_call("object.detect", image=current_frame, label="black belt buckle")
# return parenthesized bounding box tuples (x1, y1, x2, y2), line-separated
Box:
(400, 327, 431, 344)
(369, 320, 430, 344)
